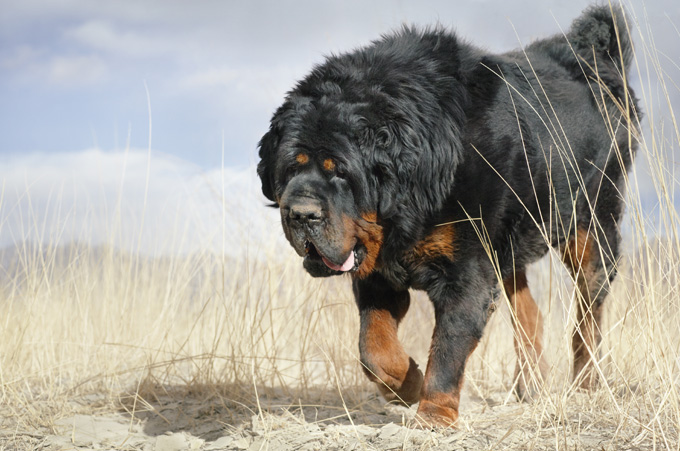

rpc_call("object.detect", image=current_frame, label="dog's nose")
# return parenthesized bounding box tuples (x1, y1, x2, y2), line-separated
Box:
(289, 203, 324, 224)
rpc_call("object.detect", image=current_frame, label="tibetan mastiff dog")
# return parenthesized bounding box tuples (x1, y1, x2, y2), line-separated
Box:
(257, 6, 639, 427)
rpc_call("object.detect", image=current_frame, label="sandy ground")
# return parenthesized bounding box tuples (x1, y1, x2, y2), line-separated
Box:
(2, 386, 660, 451)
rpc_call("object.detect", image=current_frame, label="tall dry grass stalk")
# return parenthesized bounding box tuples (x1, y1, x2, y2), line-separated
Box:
(1, 2, 679, 449)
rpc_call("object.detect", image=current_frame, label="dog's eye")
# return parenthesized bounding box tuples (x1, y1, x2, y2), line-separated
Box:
(376, 127, 392, 148)
(284, 165, 298, 180)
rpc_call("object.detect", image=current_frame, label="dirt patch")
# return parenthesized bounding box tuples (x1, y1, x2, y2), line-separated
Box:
(3, 388, 661, 451)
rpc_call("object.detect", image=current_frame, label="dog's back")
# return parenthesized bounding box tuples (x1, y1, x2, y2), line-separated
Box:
(456, 5, 639, 267)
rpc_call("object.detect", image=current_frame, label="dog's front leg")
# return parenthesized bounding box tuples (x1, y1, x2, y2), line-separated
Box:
(353, 273, 424, 405)
(416, 265, 491, 427)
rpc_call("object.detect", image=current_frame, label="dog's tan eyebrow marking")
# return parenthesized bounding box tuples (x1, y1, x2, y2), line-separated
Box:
(323, 158, 336, 171)
(296, 153, 309, 165)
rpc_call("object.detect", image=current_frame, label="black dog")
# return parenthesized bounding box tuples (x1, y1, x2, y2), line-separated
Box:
(257, 6, 639, 426)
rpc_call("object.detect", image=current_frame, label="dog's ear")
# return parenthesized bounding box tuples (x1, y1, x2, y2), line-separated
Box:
(387, 106, 463, 219)
(373, 158, 399, 219)
(361, 98, 463, 223)
(374, 139, 400, 219)
(401, 119, 462, 216)
(257, 123, 281, 203)
(357, 120, 400, 219)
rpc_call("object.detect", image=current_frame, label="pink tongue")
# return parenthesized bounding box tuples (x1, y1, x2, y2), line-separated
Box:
(322, 251, 355, 272)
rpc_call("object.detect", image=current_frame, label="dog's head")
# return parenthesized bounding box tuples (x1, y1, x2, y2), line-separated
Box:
(257, 95, 385, 278)
(257, 32, 465, 279)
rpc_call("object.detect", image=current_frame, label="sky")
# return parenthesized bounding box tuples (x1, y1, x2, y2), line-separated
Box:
(0, 0, 679, 253)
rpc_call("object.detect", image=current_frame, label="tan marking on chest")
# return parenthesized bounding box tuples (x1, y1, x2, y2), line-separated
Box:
(361, 212, 378, 223)
(410, 224, 456, 261)
(345, 212, 383, 278)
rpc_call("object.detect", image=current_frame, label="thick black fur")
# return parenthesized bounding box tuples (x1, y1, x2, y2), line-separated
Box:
(258, 6, 639, 425)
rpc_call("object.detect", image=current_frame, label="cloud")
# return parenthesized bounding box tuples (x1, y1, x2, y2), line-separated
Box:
(65, 20, 177, 59)
(174, 63, 309, 114)
(0, 46, 108, 86)
(47, 54, 108, 85)
(0, 149, 287, 257)
(0, 45, 44, 70)
(1, 0, 678, 178)
(178, 67, 240, 90)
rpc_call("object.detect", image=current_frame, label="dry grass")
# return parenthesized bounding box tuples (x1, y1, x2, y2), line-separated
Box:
(2, 3, 680, 450)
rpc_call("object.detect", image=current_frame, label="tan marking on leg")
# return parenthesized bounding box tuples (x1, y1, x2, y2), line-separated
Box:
(572, 302, 603, 389)
(416, 393, 460, 428)
(562, 229, 603, 390)
(562, 229, 596, 281)
(416, 342, 478, 428)
(362, 309, 422, 405)
(503, 272, 548, 400)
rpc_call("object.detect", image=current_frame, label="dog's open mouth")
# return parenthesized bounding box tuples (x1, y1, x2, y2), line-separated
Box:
(304, 240, 364, 273)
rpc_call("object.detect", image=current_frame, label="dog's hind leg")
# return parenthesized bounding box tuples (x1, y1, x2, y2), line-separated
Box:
(503, 270, 548, 400)
(561, 226, 618, 390)
(353, 274, 423, 405)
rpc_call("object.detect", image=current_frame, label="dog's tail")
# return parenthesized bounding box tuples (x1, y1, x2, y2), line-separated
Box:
(568, 5, 633, 74)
